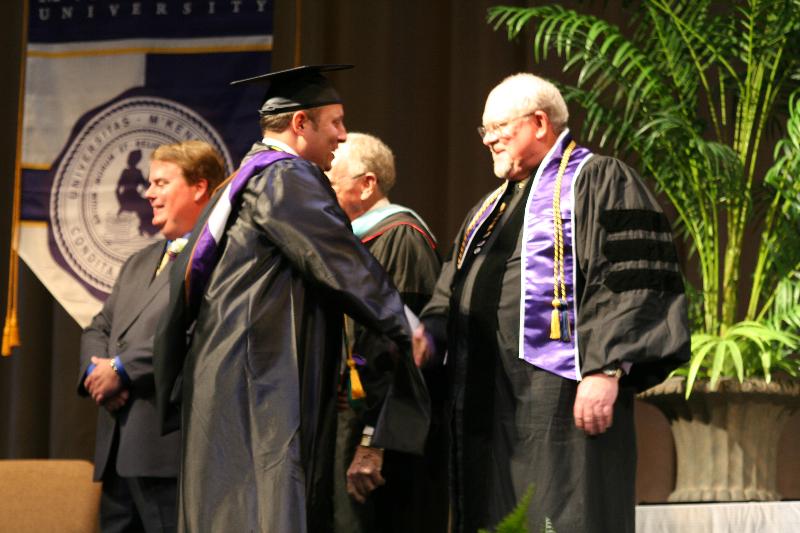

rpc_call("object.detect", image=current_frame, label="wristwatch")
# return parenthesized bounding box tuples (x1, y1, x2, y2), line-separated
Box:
(601, 363, 623, 379)
(360, 426, 375, 447)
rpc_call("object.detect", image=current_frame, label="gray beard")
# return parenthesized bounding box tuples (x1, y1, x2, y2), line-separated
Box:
(492, 155, 511, 179)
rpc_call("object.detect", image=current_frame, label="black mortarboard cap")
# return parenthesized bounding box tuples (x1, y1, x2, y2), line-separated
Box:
(231, 64, 353, 116)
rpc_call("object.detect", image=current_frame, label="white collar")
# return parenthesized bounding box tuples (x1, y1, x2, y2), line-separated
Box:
(261, 137, 299, 156)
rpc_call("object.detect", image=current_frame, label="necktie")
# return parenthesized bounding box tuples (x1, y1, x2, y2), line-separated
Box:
(155, 238, 188, 276)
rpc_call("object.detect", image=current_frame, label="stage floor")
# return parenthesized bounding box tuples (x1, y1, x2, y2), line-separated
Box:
(636, 501, 800, 532)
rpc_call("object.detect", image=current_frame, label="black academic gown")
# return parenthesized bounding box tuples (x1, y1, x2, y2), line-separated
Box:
(351, 211, 442, 427)
(421, 155, 690, 533)
(153, 144, 430, 533)
(335, 211, 449, 533)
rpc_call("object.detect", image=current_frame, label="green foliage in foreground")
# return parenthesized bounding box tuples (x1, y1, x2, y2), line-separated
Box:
(478, 485, 555, 533)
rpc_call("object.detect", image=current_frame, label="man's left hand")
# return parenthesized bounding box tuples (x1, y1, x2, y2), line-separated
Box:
(573, 373, 619, 436)
(84, 356, 123, 405)
(103, 389, 130, 413)
(346, 445, 385, 503)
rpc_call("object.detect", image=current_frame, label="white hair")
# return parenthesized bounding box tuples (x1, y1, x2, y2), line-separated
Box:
(489, 73, 569, 133)
(337, 132, 396, 195)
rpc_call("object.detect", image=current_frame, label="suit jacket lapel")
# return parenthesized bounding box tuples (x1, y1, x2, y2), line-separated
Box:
(114, 243, 169, 338)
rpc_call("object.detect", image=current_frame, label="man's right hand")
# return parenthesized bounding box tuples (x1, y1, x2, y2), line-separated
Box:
(84, 356, 123, 404)
(412, 325, 432, 368)
(573, 373, 619, 435)
(346, 445, 385, 503)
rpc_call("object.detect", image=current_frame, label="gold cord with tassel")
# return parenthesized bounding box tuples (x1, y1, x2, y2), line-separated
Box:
(457, 183, 507, 269)
(343, 316, 365, 400)
(550, 299, 561, 340)
(3, 3, 29, 357)
(549, 141, 576, 342)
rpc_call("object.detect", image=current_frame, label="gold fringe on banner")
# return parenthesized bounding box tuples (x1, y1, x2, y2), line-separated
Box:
(3, 0, 29, 357)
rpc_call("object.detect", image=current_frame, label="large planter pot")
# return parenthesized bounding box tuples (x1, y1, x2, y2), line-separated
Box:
(638, 377, 800, 502)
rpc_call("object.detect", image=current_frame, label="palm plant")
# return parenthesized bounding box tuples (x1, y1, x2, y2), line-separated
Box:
(477, 485, 556, 533)
(488, 1, 800, 395)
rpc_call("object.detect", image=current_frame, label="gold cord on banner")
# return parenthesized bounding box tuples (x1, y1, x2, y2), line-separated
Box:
(549, 141, 576, 342)
(343, 316, 365, 400)
(3, 0, 30, 357)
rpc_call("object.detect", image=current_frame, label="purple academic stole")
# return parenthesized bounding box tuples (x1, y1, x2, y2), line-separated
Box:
(519, 130, 592, 381)
(185, 149, 296, 311)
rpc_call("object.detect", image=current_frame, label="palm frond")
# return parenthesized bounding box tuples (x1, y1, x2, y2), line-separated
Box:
(477, 484, 537, 533)
(489, 1, 800, 391)
(764, 273, 800, 343)
(488, 5, 673, 127)
(558, 85, 641, 154)
(766, 91, 800, 221)
(678, 320, 800, 396)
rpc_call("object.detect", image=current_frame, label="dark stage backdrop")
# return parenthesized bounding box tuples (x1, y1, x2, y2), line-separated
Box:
(1, 0, 797, 502)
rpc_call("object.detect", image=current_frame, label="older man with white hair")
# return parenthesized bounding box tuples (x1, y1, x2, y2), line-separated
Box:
(328, 132, 446, 533)
(413, 73, 690, 532)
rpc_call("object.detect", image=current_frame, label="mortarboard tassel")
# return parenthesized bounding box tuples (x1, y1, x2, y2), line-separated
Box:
(342, 315, 366, 402)
(347, 355, 366, 400)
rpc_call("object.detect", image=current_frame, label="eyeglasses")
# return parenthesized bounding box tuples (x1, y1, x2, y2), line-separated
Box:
(477, 112, 535, 139)
(329, 172, 366, 189)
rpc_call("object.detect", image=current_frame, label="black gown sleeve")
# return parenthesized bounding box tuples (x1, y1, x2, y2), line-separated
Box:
(250, 159, 431, 452)
(353, 223, 441, 427)
(574, 156, 691, 390)
(251, 159, 412, 345)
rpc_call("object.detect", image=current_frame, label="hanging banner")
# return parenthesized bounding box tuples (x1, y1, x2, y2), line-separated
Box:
(19, 0, 274, 327)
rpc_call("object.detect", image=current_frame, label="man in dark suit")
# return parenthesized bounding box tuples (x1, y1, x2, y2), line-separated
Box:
(78, 140, 226, 533)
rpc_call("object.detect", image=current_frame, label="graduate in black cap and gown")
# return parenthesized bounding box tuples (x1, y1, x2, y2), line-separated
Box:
(153, 65, 430, 533)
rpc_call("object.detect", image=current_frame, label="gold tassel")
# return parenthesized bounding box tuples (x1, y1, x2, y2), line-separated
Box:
(550, 299, 561, 340)
(343, 315, 365, 400)
(3, 8, 28, 358)
(347, 356, 366, 400)
(548, 141, 576, 343)
(2, 311, 20, 357)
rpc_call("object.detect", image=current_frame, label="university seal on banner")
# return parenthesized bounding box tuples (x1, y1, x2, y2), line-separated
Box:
(49, 94, 232, 295)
